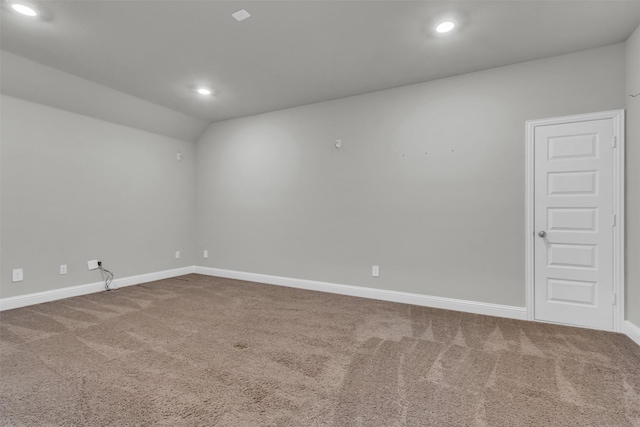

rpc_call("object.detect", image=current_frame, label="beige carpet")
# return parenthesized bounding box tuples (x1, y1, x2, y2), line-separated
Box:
(1, 274, 639, 426)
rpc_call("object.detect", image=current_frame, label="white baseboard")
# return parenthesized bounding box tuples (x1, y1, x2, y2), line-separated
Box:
(624, 321, 640, 347)
(3, 263, 635, 343)
(0, 266, 195, 311)
(195, 266, 528, 320)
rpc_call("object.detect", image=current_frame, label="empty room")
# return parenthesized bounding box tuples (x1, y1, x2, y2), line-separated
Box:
(1, 0, 640, 425)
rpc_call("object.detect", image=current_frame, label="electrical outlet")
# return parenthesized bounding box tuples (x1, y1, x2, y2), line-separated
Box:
(203, 250, 208, 259)
(372, 265, 379, 277)
(60, 264, 67, 275)
(175, 251, 181, 259)
(87, 260, 99, 270)
(12, 268, 24, 282)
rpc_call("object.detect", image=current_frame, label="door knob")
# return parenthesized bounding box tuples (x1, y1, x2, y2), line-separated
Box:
(538, 231, 547, 238)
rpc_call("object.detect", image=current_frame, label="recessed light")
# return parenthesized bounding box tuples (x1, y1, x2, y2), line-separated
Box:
(196, 88, 212, 96)
(436, 21, 455, 33)
(232, 9, 251, 22)
(10, 1, 38, 17)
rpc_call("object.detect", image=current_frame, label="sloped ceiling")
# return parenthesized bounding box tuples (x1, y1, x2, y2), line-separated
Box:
(1, 0, 639, 137)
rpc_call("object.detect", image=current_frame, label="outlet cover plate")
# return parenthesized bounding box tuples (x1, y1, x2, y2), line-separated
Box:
(87, 260, 99, 270)
(12, 268, 24, 282)
(372, 265, 379, 277)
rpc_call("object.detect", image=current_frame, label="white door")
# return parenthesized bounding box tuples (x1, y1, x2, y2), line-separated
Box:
(533, 118, 615, 330)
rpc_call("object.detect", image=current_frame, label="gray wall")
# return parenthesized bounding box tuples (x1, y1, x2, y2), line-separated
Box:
(0, 95, 196, 298)
(0, 51, 209, 143)
(626, 26, 640, 326)
(1, 40, 633, 318)
(196, 44, 625, 308)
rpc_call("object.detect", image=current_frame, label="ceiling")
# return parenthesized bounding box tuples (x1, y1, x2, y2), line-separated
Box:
(1, 0, 640, 124)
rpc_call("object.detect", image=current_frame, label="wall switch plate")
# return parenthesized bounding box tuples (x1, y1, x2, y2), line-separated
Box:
(175, 251, 181, 259)
(87, 260, 99, 270)
(372, 265, 379, 277)
(203, 250, 208, 259)
(12, 268, 24, 282)
(60, 264, 67, 275)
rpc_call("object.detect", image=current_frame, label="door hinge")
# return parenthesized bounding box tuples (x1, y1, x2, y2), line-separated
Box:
(612, 214, 616, 226)
(612, 292, 617, 306)
(612, 136, 617, 148)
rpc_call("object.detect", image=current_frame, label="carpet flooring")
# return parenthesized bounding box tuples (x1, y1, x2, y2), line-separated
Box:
(1, 274, 639, 426)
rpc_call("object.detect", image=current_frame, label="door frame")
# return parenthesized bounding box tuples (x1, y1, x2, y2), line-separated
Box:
(525, 110, 625, 332)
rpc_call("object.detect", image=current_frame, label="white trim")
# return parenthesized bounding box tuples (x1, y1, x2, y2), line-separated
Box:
(525, 110, 625, 332)
(624, 321, 640, 347)
(4, 263, 633, 340)
(0, 266, 195, 311)
(195, 266, 528, 320)
(525, 119, 536, 322)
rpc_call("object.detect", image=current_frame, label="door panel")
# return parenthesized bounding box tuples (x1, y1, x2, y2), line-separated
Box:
(546, 278, 596, 305)
(547, 133, 597, 160)
(547, 170, 598, 195)
(534, 119, 614, 330)
(547, 208, 597, 232)
(547, 243, 597, 269)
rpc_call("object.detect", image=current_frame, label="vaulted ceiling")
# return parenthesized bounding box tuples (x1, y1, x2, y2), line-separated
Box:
(2, 1, 639, 126)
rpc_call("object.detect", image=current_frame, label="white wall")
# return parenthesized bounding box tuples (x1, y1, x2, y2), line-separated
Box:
(196, 44, 625, 307)
(626, 25, 640, 326)
(0, 95, 197, 298)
